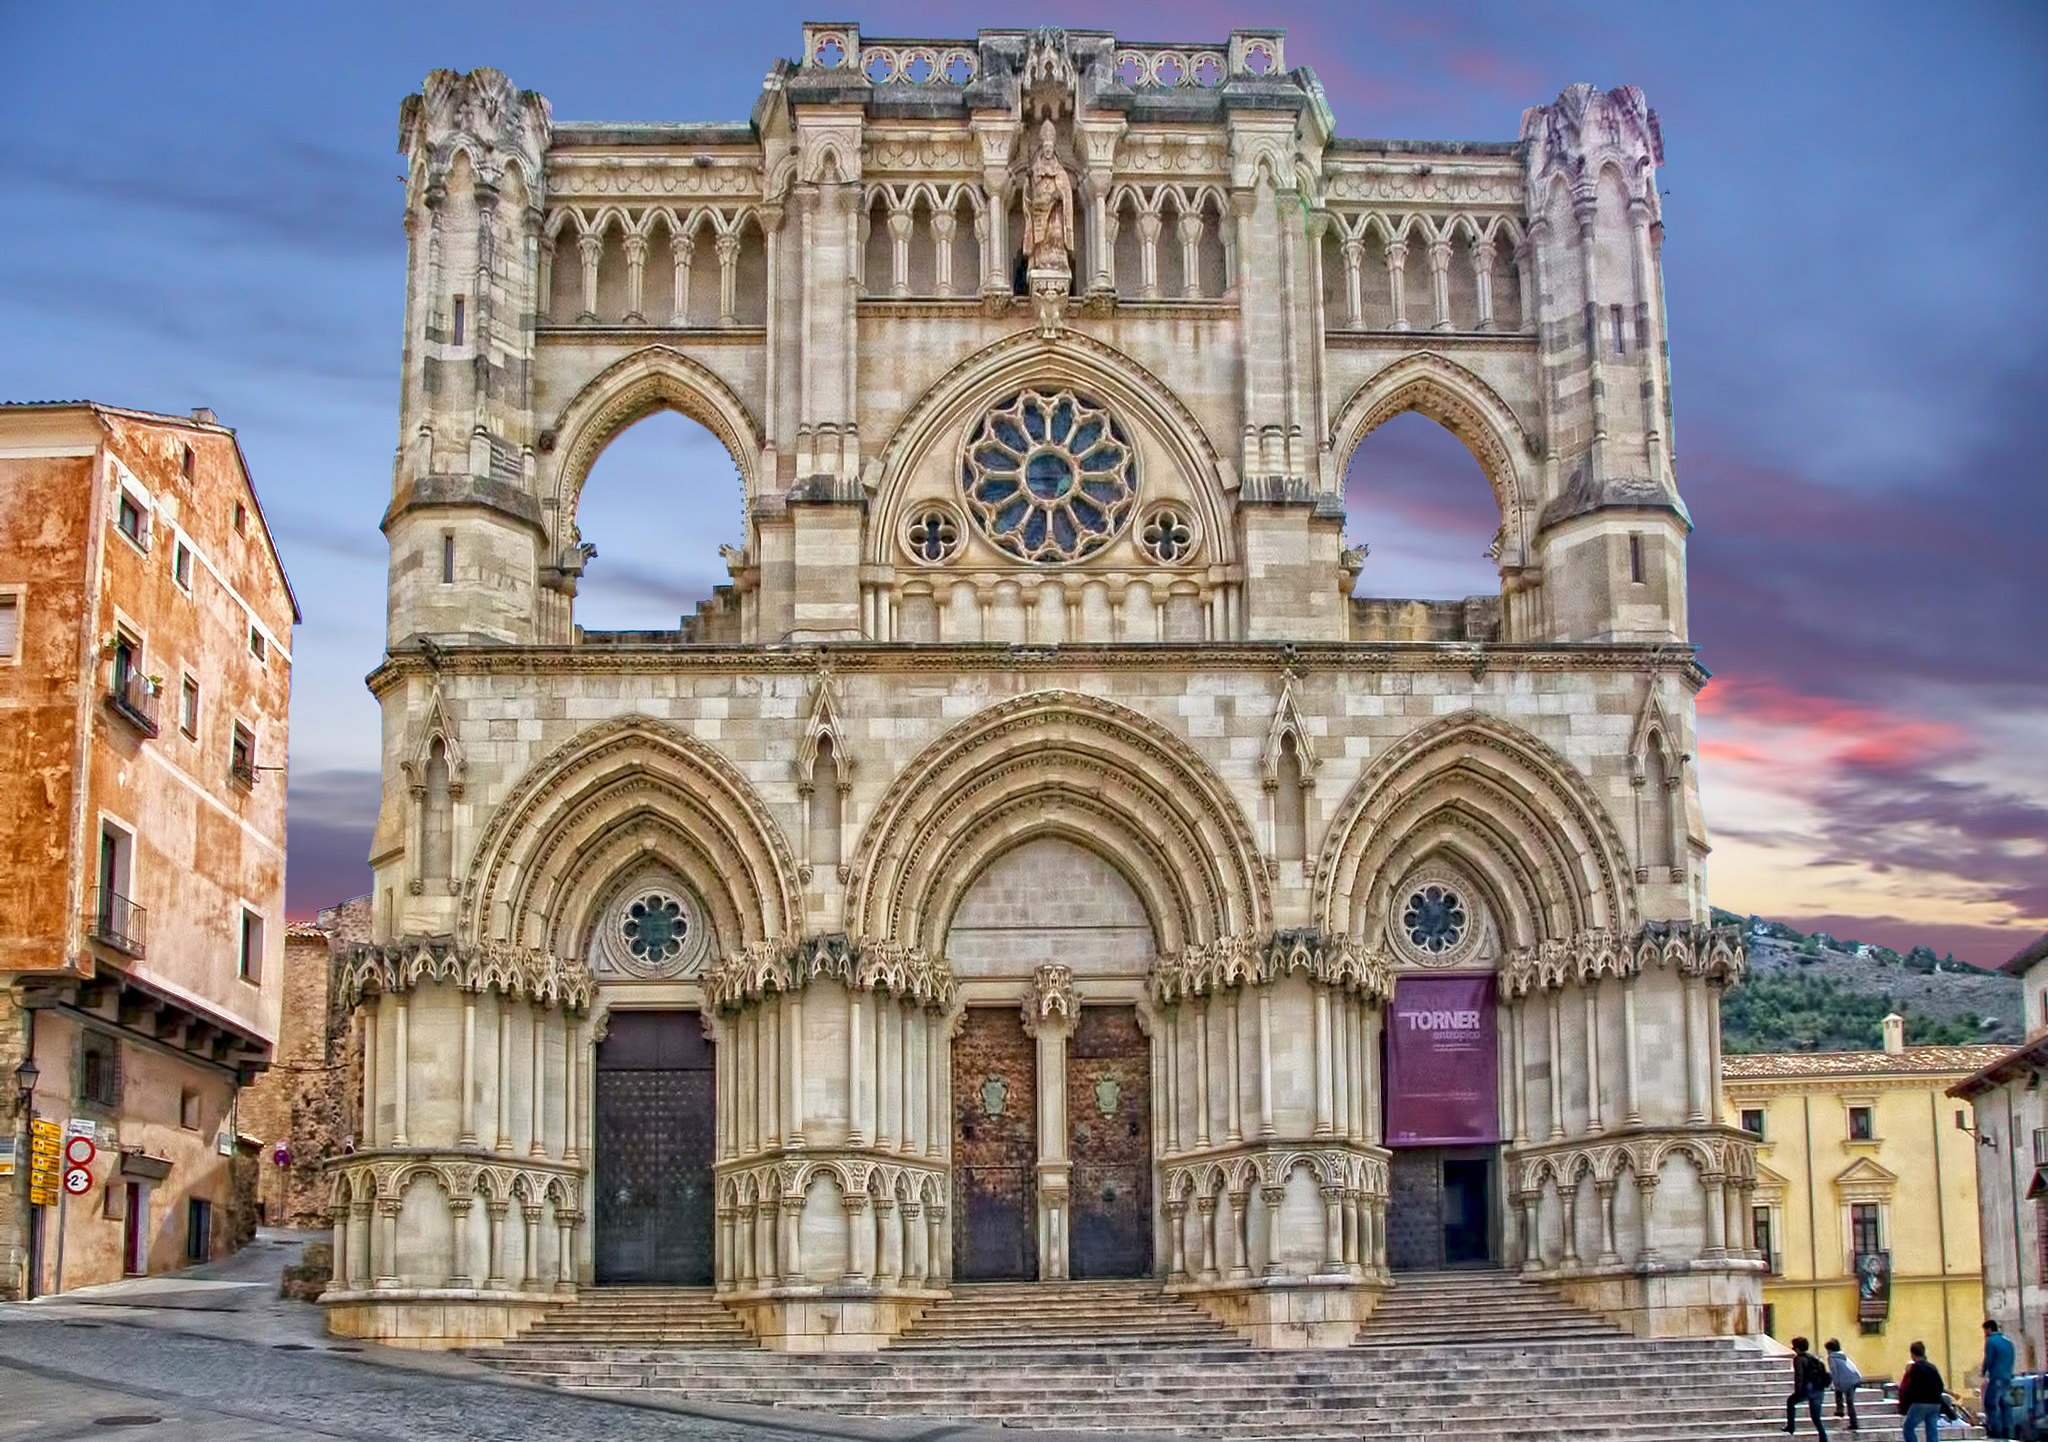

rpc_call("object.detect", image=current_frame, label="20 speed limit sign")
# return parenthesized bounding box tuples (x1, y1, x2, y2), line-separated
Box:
(63, 1166, 93, 1196)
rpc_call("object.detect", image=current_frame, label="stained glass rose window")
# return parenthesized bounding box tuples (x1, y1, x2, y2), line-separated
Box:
(961, 389, 1137, 562)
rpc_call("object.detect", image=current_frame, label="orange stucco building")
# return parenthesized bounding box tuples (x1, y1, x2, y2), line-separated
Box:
(0, 401, 296, 1297)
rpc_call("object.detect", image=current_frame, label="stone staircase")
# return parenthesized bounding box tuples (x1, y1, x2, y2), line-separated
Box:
(475, 1272, 1856, 1440)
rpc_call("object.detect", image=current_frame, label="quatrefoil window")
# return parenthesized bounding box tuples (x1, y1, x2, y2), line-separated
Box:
(905, 506, 962, 564)
(1139, 505, 1196, 564)
(621, 893, 687, 962)
(1402, 884, 1468, 954)
(961, 390, 1137, 562)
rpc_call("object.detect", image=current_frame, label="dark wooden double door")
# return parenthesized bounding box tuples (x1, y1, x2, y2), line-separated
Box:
(593, 1010, 716, 1285)
(953, 1005, 1152, 1281)
(1387, 1147, 1496, 1271)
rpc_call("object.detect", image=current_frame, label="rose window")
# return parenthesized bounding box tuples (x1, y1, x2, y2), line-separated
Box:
(961, 390, 1137, 562)
(621, 892, 687, 964)
(1401, 884, 1467, 955)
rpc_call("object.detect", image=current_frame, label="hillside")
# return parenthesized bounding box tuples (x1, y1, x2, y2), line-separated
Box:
(1711, 909, 2022, 1054)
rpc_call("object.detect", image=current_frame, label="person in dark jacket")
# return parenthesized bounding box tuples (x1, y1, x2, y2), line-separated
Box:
(1898, 1340, 1945, 1442)
(1784, 1336, 1832, 1437)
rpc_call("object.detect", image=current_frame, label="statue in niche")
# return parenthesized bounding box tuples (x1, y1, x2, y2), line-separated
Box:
(1025, 119, 1075, 275)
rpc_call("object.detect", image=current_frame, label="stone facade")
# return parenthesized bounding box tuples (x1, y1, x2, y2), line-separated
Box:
(332, 25, 1758, 1350)
(0, 402, 296, 1298)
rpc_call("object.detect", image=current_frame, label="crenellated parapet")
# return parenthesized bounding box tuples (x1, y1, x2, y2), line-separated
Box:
(338, 937, 595, 1013)
(704, 933, 957, 1012)
(1497, 921, 1745, 999)
(1152, 928, 1396, 1005)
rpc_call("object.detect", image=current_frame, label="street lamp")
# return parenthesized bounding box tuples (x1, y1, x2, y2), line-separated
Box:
(13, 1057, 37, 1116)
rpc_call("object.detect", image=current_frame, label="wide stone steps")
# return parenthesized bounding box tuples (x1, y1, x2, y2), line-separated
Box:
(510, 1285, 752, 1346)
(475, 1274, 1849, 1439)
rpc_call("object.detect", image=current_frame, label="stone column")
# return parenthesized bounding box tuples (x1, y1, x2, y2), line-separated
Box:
(669, 231, 694, 326)
(781, 1194, 805, 1285)
(360, 1001, 379, 1146)
(1596, 1179, 1620, 1266)
(849, 993, 867, 1146)
(1559, 1184, 1581, 1268)
(1634, 1172, 1660, 1264)
(1703, 1174, 1728, 1260)
(1226, 992, 1244, 1143)
(529, 1005, 547, 1158)
(575, 233, 601, 321)
(1165, 1198, 1189, 1282)
(622, 233, 647, 322)
(331, 1195, 351, 1288)
(874, 1197, 899, 1285)
(902, 1201, 925, 1283)
(484, 1201, 508, 1289)
(715, 232, 740, 326)
(1196, 1194, 1220, 1281)
(554, 1212, 576, 1293)
(1257, 988, 1275, 1138)
(1320, 1185, 1346, 1274)
(1475, 236, 1497, 331)
(458, 991, 478, 1146)
(1622, 980, 1642, 1125)
(1195, 997, 1212, 1148)
(1428, 238, 1453, 330)
(1520, 1190, 1542, 1273)
(495, 994, 513, 1154)
(875, 1000, 895, 1154)
(1024, 968, 1078, 1281)
(844, 1194, 872, 1284)
(521, 1205, 543, 1289)
(787, 992, 807, 1147)
(563, 1016, 581, 1163)
(391, 992, 411, 1146)
(1682, 975, 1707, 1124)
(375, 1200, 402, 1288)
(1384, 238, 1409, 331)
(1546, 990, 1566, 1140)
(1228, 1188, 1251, 1278)
(1262, 1184, 1285, 1276)
(1584, 982, 1604, 1136)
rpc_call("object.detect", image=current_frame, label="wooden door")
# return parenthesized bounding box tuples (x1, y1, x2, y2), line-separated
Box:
(594, 1010, 715, 1285)
(1068, 1005, 1152, 1279)
(1387, 1148, 1443, 1271)
(953, 1007, 1038, 1280)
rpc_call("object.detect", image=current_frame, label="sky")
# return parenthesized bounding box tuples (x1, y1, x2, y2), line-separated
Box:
(2, 2, 2042, 965)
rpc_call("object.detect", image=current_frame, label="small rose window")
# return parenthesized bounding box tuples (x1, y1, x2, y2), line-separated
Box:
(621, 892, 687, 963)
(961, 389, 1137, 562)
(1401, 884, 1467, 955)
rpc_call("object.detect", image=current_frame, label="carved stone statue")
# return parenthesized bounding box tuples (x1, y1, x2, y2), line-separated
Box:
(1024, 120, 1074, 274)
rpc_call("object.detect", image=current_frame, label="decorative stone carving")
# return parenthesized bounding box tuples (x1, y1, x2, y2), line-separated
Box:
(1152, 929, 1394, 1005)
(1496, 920, 1745, 998)
(338, 939, 594, 1013)
(705, 933, 957, 1012)
(1020, 963, 1078, 1035)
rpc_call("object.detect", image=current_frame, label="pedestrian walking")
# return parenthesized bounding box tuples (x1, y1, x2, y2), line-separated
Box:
(1981, 1319, 2017, 1439)
(1824, 1338, 1861, 1431)
(1784, 1335, 1832, 1437)
(1898, 1340, 1945, 1442)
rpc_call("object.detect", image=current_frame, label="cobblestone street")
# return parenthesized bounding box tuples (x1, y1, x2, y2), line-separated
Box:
(0, 1233, 1082, 1442)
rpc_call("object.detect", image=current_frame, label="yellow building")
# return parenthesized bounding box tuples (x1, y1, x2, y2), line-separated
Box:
(1721, 1015, 2006, 1384)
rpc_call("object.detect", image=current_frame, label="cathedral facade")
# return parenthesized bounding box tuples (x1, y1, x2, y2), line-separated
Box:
(330, 24, 1758, 1350)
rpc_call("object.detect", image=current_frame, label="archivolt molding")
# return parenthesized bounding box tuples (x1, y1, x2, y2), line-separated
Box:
(1328, 352, 1539, 567)
(1151, 928, 1395, 1006)
(542, 344, 763, 547)
(704, 932, 956, 1013)
(846, 690, 1267, 954)
(338, 936, 594, 1013)
(866, 328, 1233, 569)
(461, 714, 800, 956)
(1313, 710, 1634, 944)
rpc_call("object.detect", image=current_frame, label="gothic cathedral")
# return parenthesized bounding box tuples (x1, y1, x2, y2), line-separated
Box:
(330, 24, 1758, 1350)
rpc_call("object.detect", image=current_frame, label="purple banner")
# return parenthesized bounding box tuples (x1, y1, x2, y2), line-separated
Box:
(1385, 975, 1500, 1148)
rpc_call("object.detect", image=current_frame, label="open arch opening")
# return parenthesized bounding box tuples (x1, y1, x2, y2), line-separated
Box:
(571, 410, 740, 634)
(1344, 411, 1502, 603)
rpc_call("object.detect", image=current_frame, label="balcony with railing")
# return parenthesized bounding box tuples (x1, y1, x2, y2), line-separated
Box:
(106, 669, 161, 737)
(87, 886, 147, 958)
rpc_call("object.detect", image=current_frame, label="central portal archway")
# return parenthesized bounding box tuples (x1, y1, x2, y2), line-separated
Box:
(593, 1010, 716, 1284)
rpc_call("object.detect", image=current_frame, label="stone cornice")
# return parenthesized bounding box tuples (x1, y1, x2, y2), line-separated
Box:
(1152, 928, 1396, 1005)
(705, 932, 957, 1012)
(339, 938, 595, 1014)
(368, 640, 1711, 697)
(1498, 920, 1745, 997)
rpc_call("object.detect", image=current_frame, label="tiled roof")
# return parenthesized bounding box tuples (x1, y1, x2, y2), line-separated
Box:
(1722, 1044, 2011, 1079)
(2003, 933, 2048, 976)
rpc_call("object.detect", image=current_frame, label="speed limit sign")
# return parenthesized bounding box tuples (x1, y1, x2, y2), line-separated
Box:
(64, 1135, 96, 1167)
(62, 1166, 92, 1196)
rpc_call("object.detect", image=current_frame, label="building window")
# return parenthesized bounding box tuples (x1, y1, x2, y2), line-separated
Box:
(1753, 1206, 1776, 1272)
(441, 532, 455, 585)
(239, 909, 263, 983)
(1848, 1105, 1875, 1141)
(186, 1198, 212, 1263)
(80, 1035, 119, 1108)
(179, 1088, 201, 1130)
(173, 540, 193, 591)
(179, 675, 200, 738)
(1740, 1108, 1765, 1139)
(2034, 1127, 2048, 1166)
(0, 591, 18, 662)
(2038, 1198, 2048, 1282)
(232, 500, 247, 534)
(452, 295, 466, 346)
(248, 625, 266, 662)
(1851, 1202, 1882, 1257)
(230, 722, 256, 786)
(93, 821, 145, 956)
(1628, 534, 1645, 584)
(1611, 303, 1628, 354)
(1761, 1303, 1776, 1338)
(115, 489, 150, 550)
(180, 445, 194, 479)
